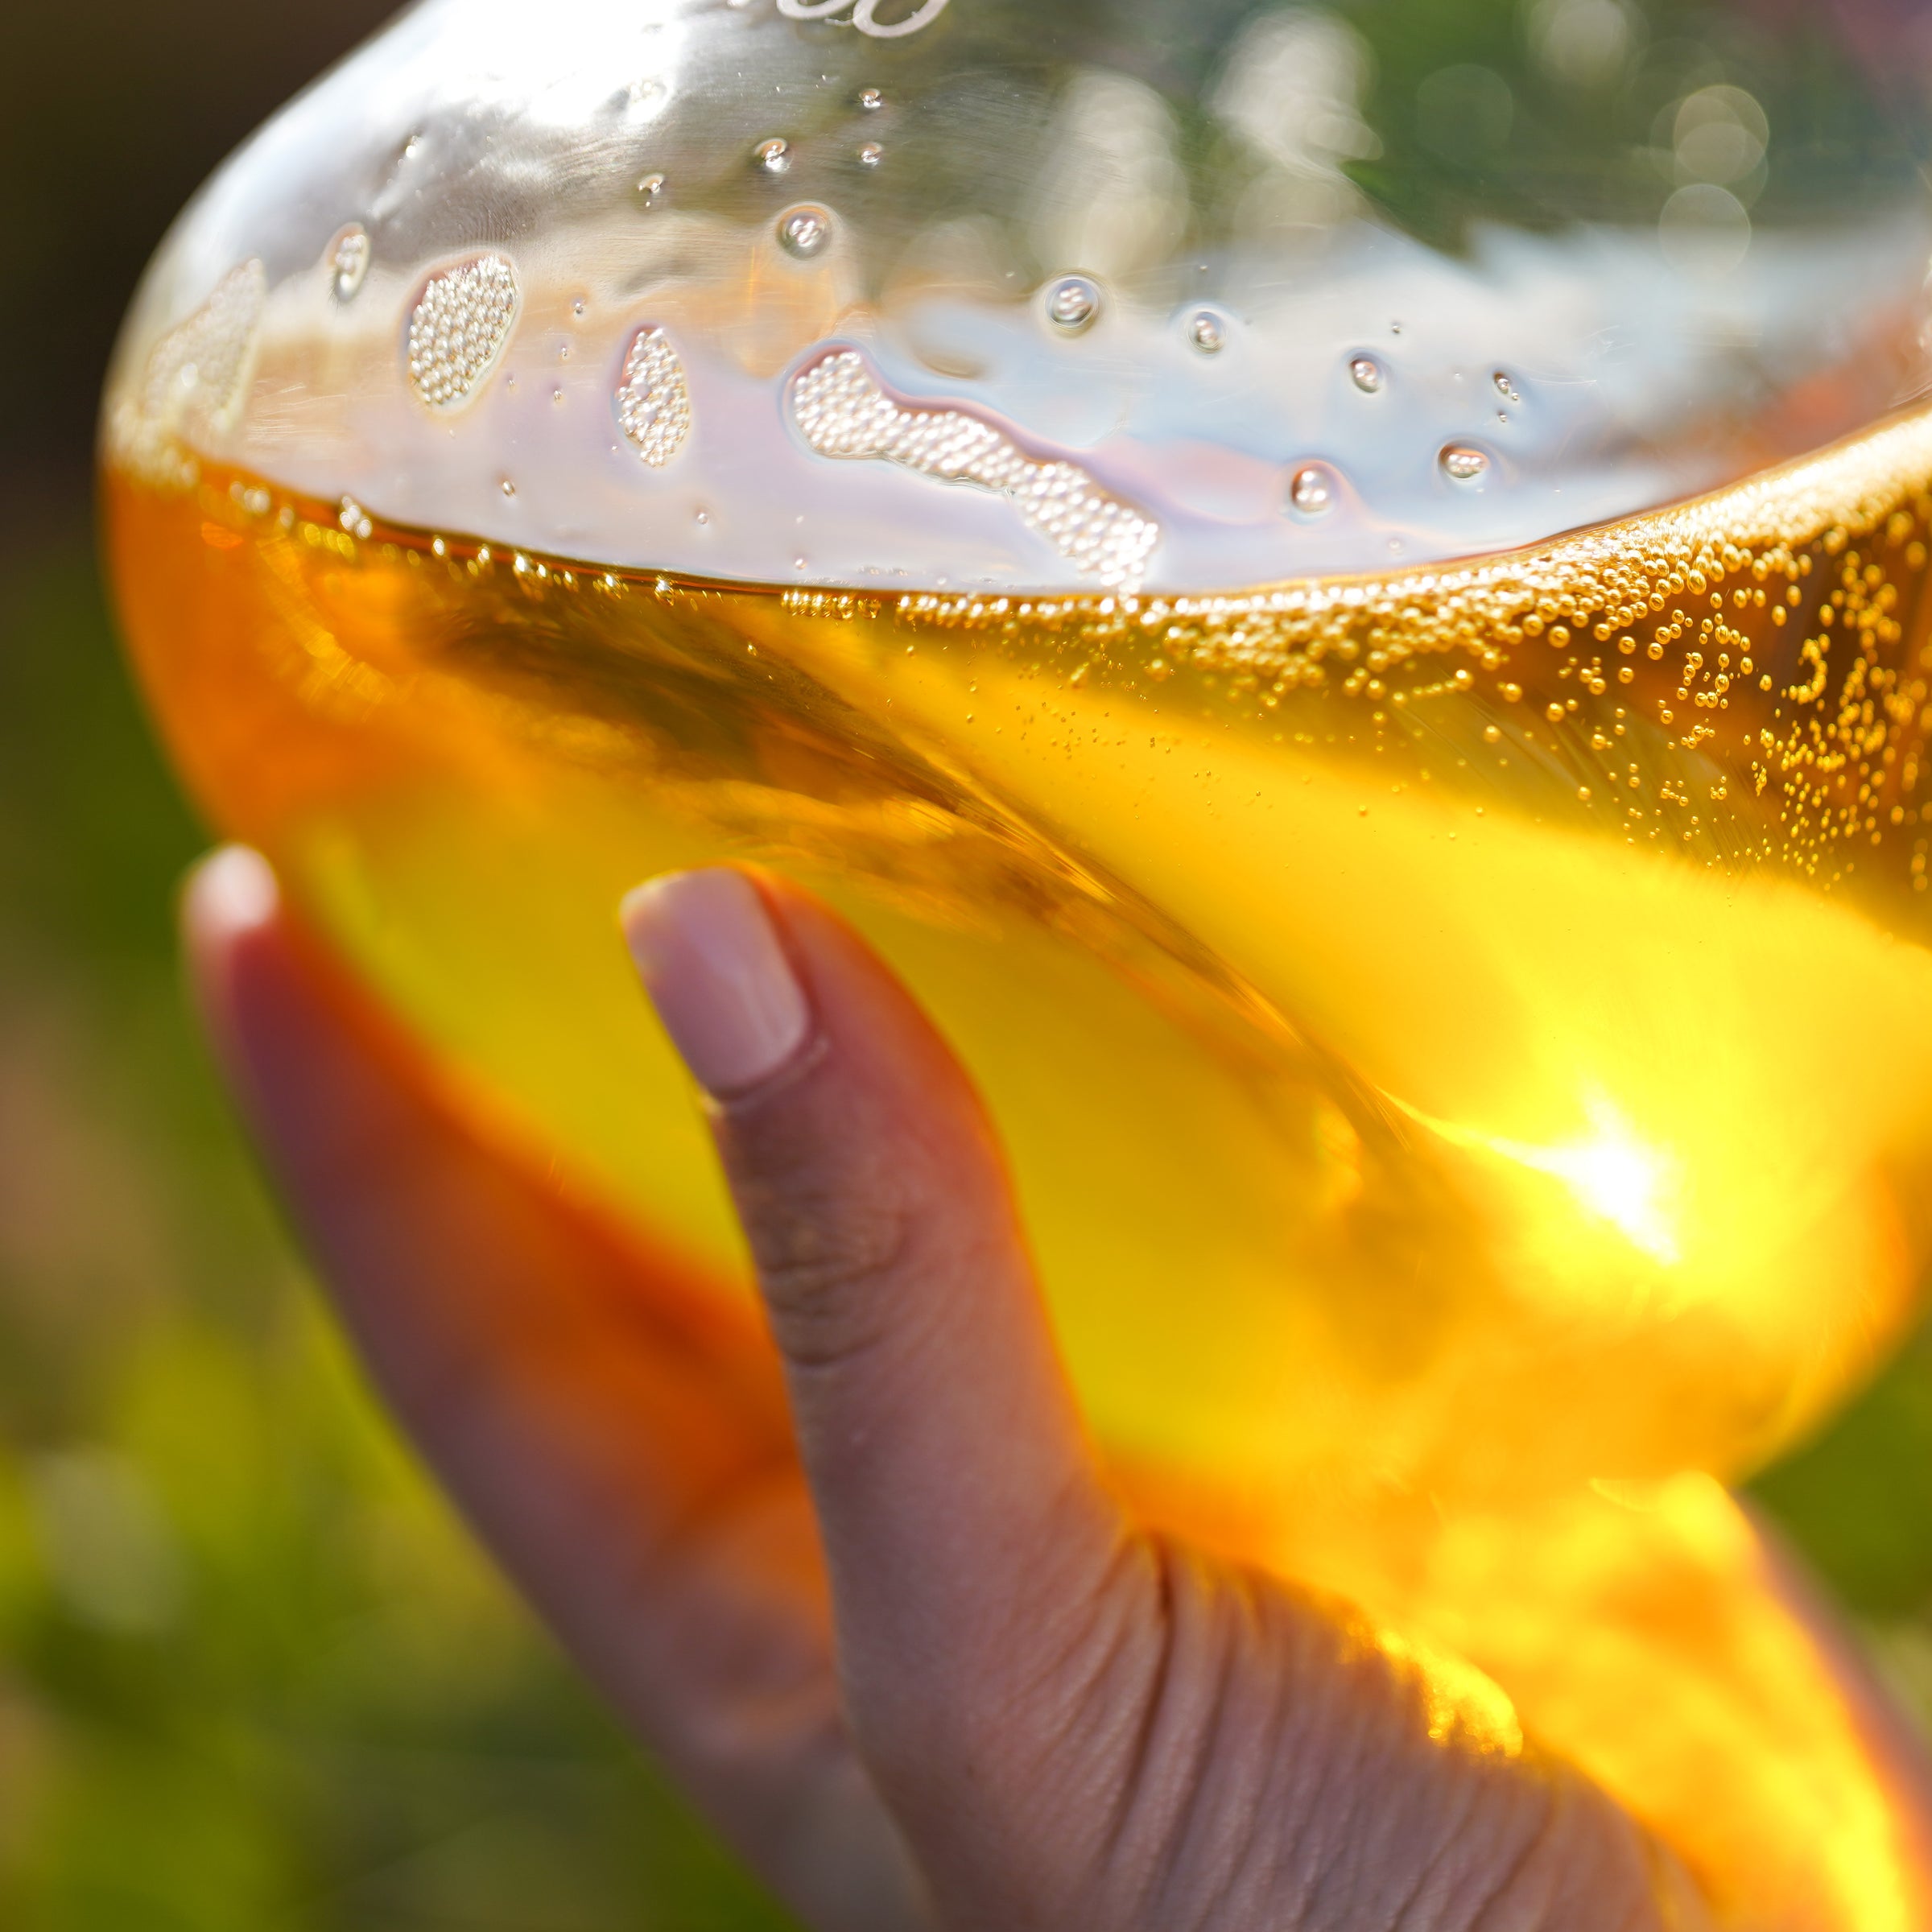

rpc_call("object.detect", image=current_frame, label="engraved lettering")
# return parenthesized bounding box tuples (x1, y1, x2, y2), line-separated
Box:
(776, 0, 952, 39)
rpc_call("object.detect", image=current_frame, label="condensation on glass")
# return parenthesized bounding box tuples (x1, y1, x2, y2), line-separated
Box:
(105, 0, 1932, 592)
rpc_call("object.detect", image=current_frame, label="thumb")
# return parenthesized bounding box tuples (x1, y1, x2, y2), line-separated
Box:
(621, 869, 1133, 1813)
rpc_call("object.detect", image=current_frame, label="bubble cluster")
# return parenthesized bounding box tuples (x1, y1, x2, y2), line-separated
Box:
(1188, 311, 1225, 353)
(615, 327, 692, 468)
(108, 259, 266, 481)
(875, 405, 1932, 896)
(328, 225, 370, 302)
(1753, 537, 1926, 882)
(790, 349, 1159, 588)
(407, 256, 518, 411)
(1442, 445, 1491, 482)
(1351, 355, 1385, 394)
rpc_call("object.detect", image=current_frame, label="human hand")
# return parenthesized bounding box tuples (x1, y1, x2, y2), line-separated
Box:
(183, 846, 1710, 1932)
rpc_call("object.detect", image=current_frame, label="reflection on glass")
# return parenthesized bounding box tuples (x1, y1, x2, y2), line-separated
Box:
(101, 1, 1932, 1922)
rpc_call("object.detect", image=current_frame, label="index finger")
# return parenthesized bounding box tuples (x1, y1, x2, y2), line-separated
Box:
(184, 847, 924, 1932)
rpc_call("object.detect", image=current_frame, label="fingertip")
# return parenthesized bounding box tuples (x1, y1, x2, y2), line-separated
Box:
(621, 867, 813, 1100)
(178, 846, 309, 1112)
(181, 844, 281, 979)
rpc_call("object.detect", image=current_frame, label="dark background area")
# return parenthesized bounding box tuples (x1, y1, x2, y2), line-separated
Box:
(5, 4, 398, 503)
(6, 2, 1932, 1926)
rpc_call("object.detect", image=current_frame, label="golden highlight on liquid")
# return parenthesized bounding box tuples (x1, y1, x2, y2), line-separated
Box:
(106, 411, 1932, 1928)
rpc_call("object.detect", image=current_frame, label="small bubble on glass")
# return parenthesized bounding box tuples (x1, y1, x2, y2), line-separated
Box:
(1290, 464, 1336, 516)
(778, 204, 832, 257)
(1047, 276, 1100, 332)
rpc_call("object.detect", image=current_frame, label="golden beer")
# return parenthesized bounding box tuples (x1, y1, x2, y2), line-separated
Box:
(101, 0, 1932, 1920)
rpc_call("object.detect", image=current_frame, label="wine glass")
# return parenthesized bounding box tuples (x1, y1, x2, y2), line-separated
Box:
(101, 2, 1932, 1918)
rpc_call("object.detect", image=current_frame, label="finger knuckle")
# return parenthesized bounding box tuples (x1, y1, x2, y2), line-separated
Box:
(745, 1183, 919, 1370)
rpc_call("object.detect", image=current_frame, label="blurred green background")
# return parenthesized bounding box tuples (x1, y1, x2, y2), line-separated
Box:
(0, 4, 792, 1926)
(5, 3, 1932, 1928)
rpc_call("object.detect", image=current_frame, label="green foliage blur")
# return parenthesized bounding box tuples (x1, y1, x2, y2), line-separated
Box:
(0, 3, 793, 1926)
(5, 2, 1932, 1926)
(1340, 0, 1926, 242)
(0, 540, 799, 1930)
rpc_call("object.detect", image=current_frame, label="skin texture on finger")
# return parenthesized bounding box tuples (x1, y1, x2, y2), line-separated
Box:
(627, 872, 1137, 1807)
(625, 869, 1705, 1932)
(181, 848, 927, 1932)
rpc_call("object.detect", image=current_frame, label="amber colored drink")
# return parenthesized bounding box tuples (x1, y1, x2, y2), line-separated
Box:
(107, 411, 1932, 1926)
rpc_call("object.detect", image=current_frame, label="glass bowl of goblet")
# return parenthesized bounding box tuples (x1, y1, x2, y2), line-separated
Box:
(102, 2, 1932, 1920)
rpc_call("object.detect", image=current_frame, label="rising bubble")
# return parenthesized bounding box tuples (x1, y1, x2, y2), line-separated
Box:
(755, 137, 791, 174)
(1351, 356, 1385, 394)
